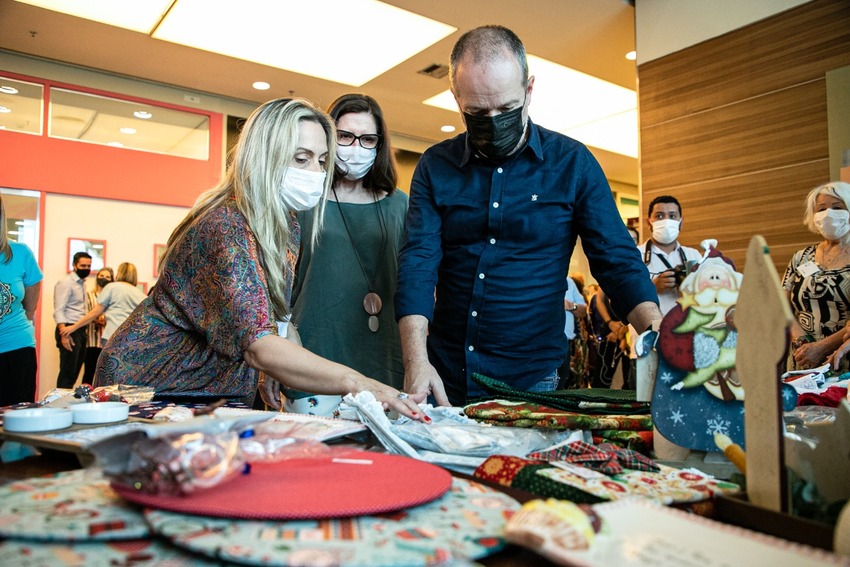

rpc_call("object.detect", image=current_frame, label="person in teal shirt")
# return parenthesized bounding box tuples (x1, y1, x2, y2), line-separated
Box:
(0, 195, 43, 405)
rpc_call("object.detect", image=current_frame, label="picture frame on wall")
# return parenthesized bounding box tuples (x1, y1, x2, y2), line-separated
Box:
(153, 243, 166, 278)
(67, 238, 106, 272)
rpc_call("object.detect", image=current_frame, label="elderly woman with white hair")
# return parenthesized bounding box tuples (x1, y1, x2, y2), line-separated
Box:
(782, 181, 850, 369)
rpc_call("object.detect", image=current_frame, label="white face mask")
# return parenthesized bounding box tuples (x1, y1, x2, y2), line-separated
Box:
(280, 167, 326, 211)
(336, 144, 377, 181)
(814, 208, 850, 240)
(651, 218, 681, 245)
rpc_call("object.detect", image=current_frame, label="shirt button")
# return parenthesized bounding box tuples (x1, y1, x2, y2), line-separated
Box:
(468, 345, 474, 351)
(493, 202, 499, 208)
(489, 238, 496, 244)
(478, 273, 485, 279)
(471, 311, 478, 317)
(497, 167, 503, 173)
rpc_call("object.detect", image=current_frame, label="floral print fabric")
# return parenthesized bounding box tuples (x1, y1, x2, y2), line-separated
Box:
(96, 202, 289, 402)
(463, 399, 652, 431)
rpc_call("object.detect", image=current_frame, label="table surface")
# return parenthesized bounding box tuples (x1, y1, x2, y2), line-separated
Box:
(0, 447, 555, 566)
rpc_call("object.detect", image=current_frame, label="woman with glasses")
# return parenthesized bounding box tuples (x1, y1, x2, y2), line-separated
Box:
(283, 94, 408, 416)
(93, 98, 425, 420)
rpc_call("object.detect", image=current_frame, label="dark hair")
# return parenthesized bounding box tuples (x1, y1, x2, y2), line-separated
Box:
(647, 195, 682, 217)
(450, 25, 529, 92)
(73, 251, 92, 265)
(327, 94, 397, 196)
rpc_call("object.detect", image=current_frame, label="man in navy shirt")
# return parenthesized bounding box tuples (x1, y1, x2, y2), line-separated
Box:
(395, 25, 661, 406)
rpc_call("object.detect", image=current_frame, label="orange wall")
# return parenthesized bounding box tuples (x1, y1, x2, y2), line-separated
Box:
(0, 72, 223, 207)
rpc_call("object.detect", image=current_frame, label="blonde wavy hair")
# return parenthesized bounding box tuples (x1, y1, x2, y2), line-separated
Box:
(160, 98, 335, 318)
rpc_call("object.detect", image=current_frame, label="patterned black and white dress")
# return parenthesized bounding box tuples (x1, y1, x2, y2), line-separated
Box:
(782, 244, 850, 340)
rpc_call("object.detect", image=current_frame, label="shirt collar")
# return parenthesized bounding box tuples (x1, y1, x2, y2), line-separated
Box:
(459, 119, 544, 167)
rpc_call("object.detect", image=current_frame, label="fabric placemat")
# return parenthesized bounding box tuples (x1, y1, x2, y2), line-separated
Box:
(112, 449, 452, 520)
(0, 539, 217, 566)
(145, 477, 520, 566)
(464, 399, 653, 430)
(470, 373, 649, 414)
(0, 468, 149, 542)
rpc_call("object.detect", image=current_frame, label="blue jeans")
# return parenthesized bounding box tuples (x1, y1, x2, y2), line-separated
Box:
(526, 371, 559, 393)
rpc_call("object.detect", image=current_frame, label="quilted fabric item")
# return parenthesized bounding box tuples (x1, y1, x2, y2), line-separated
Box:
(591, 430, 654, 454)
(0, 468, 148, 542)
(473, 455, 739, 505)
(470, 373, 649, 415)
(145, 477, 520, 566)
(463, 399, 653, 431)
(527, 441, 660, 475)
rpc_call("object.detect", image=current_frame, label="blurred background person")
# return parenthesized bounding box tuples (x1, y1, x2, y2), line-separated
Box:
(783, 181, 850, 369)
(286, 94, 407, 416)
(557, 274, 587, 389)
(54, 251, 91, 389)
(0, 195, 43, 405)
(61, 262, 146, 346)
(81, 266, 113, 385)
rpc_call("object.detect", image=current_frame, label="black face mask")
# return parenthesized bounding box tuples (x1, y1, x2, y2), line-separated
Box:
(75, 268, 91, 279)
(463, 103, 526, 160)
(97, 278, 111, 288)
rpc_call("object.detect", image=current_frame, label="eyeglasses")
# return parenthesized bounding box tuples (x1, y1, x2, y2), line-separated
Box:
(337, 130, 381, 149)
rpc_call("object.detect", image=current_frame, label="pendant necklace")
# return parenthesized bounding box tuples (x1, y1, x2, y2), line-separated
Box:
(332, 187, 388, 333)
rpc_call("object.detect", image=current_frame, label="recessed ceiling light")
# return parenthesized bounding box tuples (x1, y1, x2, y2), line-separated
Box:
(252, 81, 270, 91)
(440, 125, 456, 133)
(423, 54, 638, 158)
(0, 85, 19, 94)
(107, 141, 124, 147)
(91, 243, 104, 249)
(120, 127, 137, 134)
(133, 110, 153, 119)
(625, 51, 637, 61)
(15, 221, 25, 226)
(0, 106, 11, 113)
(7, 231, 20, 236)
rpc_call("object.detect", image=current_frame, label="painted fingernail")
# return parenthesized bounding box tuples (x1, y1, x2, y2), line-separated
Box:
(424, 416, 432, 422)
(411, 412, 418, 416)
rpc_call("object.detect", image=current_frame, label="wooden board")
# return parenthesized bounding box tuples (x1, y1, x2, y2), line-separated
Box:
(735, 235, 793, 512)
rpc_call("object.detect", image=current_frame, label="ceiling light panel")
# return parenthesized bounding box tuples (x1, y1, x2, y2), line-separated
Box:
(14, 0, 174, 33)
(153, 0, 456, 86)
(423, 55, 637, 157)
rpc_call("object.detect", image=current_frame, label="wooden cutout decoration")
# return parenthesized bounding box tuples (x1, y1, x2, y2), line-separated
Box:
(735, 235, 793, 513)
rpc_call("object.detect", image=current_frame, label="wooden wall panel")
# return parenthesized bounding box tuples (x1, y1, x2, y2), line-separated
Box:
(637, 0, 850, 274)
(638, 0, 850, 126)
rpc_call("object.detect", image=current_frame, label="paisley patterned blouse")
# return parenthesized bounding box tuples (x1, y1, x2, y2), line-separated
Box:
(782, 244, 850, 340)
(95, 201, 298, 402)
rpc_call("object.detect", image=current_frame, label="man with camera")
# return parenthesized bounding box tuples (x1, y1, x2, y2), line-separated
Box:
(639, 196, 702, 317)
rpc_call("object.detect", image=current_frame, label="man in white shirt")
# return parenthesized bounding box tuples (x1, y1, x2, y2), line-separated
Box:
(638, 196, 702, 316)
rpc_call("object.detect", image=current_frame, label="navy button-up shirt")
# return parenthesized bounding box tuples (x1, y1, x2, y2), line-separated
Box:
(396, 121, 657, 403)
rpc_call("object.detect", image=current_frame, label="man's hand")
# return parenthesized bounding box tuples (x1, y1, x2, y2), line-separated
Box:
(653, 270, 678, 292)
(60, 334, 75, 352)
(404, 359, 450, 406)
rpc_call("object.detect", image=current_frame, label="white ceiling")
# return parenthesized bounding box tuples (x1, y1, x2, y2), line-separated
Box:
(0, 0, 639, 184)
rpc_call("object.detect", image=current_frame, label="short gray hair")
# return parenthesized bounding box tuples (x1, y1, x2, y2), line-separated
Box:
(803, 181, 850, 241)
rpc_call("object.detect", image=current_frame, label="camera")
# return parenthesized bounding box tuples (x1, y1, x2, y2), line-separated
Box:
(671, 265, 688, 287)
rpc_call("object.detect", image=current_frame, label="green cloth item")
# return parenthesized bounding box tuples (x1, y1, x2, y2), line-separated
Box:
(470, 373, 649, 415)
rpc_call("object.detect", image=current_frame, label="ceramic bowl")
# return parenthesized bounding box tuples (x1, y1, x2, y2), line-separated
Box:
(71, 402, 130, 424)
(3, 408, 73, 432)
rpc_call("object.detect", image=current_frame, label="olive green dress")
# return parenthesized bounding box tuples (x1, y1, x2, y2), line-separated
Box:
(290, 190, 408, 399)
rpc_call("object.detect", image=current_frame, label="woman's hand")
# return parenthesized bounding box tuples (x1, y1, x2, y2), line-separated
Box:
(793, 339, 830, 369)
(257, 373, 282, 410)
(827, 338, 850, 369)
(369, 381, 430, 421)
(60, 323, 79, 338)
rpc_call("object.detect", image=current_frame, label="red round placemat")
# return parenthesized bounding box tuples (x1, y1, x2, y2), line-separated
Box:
(111, 449, 452, 519)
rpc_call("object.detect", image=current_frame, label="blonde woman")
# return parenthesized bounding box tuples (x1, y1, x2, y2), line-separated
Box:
(91, 98, 426, 419)
(81, 266, 113, 384)
(0, 194, 43, 405)
(62, 262, 146, 346)
(783, 181, 850, 369)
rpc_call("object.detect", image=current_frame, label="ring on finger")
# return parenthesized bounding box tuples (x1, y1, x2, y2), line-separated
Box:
(397, 392, 409, 400)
